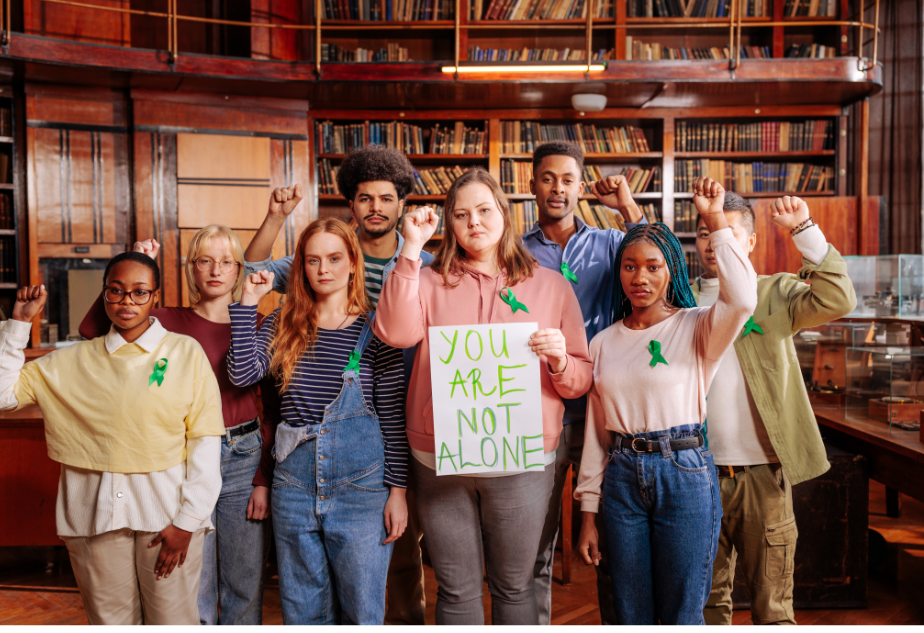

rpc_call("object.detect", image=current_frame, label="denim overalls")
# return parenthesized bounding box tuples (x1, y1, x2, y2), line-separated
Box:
(270, 317, 394, 625)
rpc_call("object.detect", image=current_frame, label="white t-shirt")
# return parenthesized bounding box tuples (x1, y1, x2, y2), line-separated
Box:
(697, 225, 828, 466)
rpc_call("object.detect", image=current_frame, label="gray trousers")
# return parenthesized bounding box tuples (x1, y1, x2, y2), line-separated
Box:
(413, 457, 555, 625)
(534, 420, 617, 625)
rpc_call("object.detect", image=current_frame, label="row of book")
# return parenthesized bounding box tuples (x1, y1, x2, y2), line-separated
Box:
(501, 160, 534, 194)
(467, 47, 615, 62)
(628, 0, 767, 18)
(783, 0, 836, 17)
(684, 250, 705, 284)
(317, 121, 487, 155)
(581, 165, 662, 193)
(500, 122, 652, 154)
(675, 160, 834, 194)
(473, 0, 614, 20)
(323, 0, 453, 20)
(673, 200, 701, 233)
(414, 166, 466, 195)
(784, 44, 836, 59)
(575, 200, 630, 232)
(675, 120, 835, 153)
(0, 192, 11, 230)
(626, 40, 778, 61)
(318, 159, 341, 195)
(510, 201, 538, 236)
(320, 43, 410, 62)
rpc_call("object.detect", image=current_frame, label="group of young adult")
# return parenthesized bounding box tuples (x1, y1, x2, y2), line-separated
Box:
(0, 137, 855, 625)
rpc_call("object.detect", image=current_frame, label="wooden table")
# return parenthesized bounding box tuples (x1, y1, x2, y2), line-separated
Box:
(814, 405, 924, 511)
(0, 405, 61, 546)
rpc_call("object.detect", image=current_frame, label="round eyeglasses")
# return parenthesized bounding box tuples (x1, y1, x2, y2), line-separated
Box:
(103, 286, 154, 305)
(194, 258, 240, 274)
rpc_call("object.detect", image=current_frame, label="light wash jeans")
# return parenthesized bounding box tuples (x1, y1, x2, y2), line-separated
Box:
(601, 423, 721, 625)
(413, 457, 555, 625)
(198, 426, 270, 625)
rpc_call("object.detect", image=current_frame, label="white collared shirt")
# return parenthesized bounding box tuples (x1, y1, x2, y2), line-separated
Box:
(0, 317, 221, 537)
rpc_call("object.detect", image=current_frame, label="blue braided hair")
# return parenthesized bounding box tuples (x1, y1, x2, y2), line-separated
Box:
(612, 222, 697, 323)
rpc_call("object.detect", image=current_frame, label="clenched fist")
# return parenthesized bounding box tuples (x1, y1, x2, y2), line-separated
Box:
(241, 271, 275, 306)
(12, 285, 47, 323)
(268, 185, 304, 218)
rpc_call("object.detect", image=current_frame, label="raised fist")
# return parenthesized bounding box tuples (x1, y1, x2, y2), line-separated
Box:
(692, 177, 726, 218)
(133, 238, 160, 260)
(241, 271, 275, 306)
(770, 196, 810, 232)
(402, 206, 439, 246)
(12, 285, 47, 323)
(268, 185, 304, 218)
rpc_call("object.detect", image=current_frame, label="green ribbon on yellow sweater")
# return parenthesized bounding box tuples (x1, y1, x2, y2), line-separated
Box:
(149, 358, 168, 387)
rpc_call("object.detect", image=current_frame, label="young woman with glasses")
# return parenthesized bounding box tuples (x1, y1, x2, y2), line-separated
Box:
(0, 252, 225, 624)
(78, 218, 293, 625)
(227, 217, 408, 625)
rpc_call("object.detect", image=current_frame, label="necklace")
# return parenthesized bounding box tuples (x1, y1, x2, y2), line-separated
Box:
(333, 312, 351, 330)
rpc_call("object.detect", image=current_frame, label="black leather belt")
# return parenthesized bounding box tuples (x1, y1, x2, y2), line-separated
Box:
(617, 434, 704, 453)
(227, 419, 259, 438)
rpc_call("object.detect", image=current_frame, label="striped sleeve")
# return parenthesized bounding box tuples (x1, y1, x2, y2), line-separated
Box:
(227, 303, 276, 388)
(372, 336, 408, 488)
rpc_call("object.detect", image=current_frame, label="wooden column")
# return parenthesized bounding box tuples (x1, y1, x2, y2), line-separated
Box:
(859, 98, 871, 255)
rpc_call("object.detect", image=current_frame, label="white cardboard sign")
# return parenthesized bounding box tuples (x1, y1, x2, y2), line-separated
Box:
(428, 322, 544, 475)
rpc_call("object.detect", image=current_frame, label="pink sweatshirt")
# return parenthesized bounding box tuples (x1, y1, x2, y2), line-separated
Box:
(374, 254, 593, 455)
(575, 227, 758, 513)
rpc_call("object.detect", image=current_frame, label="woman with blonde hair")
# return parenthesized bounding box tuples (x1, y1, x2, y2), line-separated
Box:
(79, 223, 272, 625)
(373, 167, 593, 625)
(227, 217, 408, 624)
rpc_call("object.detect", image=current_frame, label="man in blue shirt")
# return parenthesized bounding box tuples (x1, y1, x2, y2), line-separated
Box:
(522, 141, 645, 625)
(243, 145, 433, 626)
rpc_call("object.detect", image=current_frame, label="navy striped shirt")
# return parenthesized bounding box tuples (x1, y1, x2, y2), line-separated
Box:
(227, 305, 408, 488)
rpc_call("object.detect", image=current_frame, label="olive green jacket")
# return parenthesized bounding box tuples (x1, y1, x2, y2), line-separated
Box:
(691, 244, 857, 486)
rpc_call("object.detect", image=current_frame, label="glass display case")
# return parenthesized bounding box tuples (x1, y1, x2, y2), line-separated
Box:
(845, 346, 924, 432)
(844, 255, 924, 319)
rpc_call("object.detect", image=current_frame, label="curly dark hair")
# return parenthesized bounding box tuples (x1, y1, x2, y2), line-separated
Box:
(335, 145, 417, 202)
(532, 141, 584, 174)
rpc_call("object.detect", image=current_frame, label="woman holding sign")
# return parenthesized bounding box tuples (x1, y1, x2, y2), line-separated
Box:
(574, 178, 758, 624)
(227, 217, 409, 625)
(374, 167, 593, 625)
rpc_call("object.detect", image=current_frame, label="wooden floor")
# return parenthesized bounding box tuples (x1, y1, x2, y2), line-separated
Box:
(1, 481, 922, 626)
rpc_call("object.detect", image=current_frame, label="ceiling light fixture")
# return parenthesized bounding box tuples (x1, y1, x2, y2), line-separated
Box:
(441, 64, 606, 74)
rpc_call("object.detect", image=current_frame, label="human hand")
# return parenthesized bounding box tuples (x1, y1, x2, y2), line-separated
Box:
(268, 185, 304, 218)
(12, 285, 47, 323)
(577, 513, 602, 566)
(133, 238, 160, 260)
(692, 177, 726, 218)
(241, 271, 275, 306)
(529, 328, 568, 374)
(383, 487, 408, 545)
(770, 195, 810, 232)
(588, 175, 642, 222)
(148, 524, 193, 580)
(247, 486, 271, 520)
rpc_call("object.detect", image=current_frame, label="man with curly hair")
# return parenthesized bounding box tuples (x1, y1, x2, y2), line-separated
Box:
(244, 144, 433, 626)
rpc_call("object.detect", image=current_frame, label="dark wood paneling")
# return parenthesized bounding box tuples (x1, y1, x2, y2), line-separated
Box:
(251, 0, 302, 62)
(23, 0, 130, 47)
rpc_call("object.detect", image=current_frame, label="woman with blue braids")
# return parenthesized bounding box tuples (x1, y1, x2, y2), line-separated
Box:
(574, 177, 758, 625)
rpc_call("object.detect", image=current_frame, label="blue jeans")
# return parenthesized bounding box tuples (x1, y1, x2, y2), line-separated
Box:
(601, 424, 721, 625)
(198, 426, 270, 625)
(271, 323, 394, 625)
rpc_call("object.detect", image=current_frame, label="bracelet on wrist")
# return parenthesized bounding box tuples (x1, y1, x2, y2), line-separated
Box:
(790, 216, 814, 236)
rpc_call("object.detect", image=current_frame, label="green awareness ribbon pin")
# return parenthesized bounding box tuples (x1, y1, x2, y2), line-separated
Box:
(500, 287, 530, 314)
(648, 340, 668, 368)
(560, 262, 579, 285)
(149, 358, 168, 387)
(741, 316, 764, 338)
(342, 350, 361, 373)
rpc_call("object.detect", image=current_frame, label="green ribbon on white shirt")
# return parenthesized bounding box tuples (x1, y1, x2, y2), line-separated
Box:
(149, 358, 168, 387)
(648, 341, 668, 368)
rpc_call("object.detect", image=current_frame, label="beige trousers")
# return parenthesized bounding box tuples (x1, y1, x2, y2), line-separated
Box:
(704, 463, 798, 626)
(62, 527, 206, 625)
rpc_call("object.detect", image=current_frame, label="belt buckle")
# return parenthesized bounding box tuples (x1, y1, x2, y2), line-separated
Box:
(631, 437, 647, 453)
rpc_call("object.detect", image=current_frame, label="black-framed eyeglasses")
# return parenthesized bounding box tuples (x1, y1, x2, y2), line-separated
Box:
(194, 258, 240, 274)
(103, 286, 154, 305)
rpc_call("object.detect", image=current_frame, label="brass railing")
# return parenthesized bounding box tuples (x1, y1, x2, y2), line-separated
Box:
(4, 0, 881, 76)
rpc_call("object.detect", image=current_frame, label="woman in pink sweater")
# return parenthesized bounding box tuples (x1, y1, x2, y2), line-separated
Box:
(374, 167, 592, 625)
(574, 179, 758, 624)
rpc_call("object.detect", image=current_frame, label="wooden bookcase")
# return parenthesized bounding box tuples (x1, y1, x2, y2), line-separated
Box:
(0, 93, 20, 319)
(310, 105, 848, 263)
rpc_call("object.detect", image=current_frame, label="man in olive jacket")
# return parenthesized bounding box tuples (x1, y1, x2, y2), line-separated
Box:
(691, 185, 857, 625)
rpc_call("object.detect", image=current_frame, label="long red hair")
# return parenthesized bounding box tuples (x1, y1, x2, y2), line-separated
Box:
(268, 218, 372, 391)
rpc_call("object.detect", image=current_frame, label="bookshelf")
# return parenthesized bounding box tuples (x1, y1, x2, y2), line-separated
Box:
(0, 95, 18, 318)
(311, 107, 847, 246)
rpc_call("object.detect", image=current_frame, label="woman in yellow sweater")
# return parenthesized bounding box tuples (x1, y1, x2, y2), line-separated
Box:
(0, 252, 225, 625)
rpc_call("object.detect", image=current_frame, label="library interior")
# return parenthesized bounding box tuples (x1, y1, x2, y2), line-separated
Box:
(0, 0, 922, 626)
